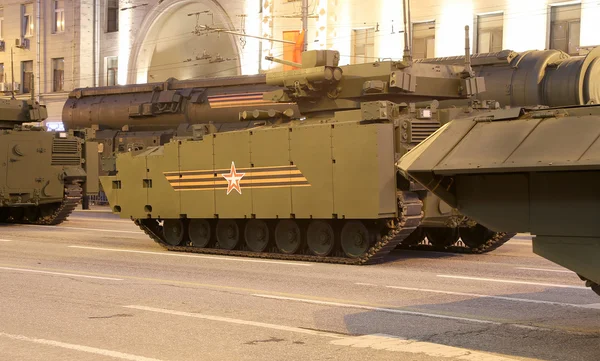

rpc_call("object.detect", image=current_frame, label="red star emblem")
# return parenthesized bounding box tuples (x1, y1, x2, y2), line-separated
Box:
(222, 161, 245, 195)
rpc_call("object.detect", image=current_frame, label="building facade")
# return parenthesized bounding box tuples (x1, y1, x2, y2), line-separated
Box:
(0, 0, 598, 127)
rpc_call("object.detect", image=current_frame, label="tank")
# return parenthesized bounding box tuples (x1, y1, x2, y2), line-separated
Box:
(96, 44, 521, 264)
(0, 96, 86, 225)
(398, 104, 600, 295)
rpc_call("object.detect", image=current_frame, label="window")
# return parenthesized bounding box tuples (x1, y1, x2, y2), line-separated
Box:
(549, 4, 581, 55)
(22, 60, 33, 93)
(351, 28, 375, 64)
(282, 30, 300, 71)
(54, 0, 64, 33)
(0, 8, 4, 40)
(22, 3, 33, 37)
(412, 21, 435, 59)
(107, 0, 119, 33)
(0, 64, 4, 83)
(53, 58, 64, 92)
(476, 13, 503, 53)
(106, 56, 118, 86)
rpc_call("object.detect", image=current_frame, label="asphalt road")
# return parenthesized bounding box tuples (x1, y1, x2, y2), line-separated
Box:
(0, 209, 598, 361)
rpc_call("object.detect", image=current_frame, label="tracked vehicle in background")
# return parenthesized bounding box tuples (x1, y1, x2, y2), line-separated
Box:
(0, 96, 86, 225)
(398, 104, 600, 295)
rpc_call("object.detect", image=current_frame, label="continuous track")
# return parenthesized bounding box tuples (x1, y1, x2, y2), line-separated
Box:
(135, 191, 424, 265)
(0, 183, 82, 226)
(397, 231, 516, 254)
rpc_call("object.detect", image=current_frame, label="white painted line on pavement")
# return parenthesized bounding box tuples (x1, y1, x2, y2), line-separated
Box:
(437, 275, 587, 289)
(331, 333, 520, 360)
(69, 245, 312, 266)
(25, 225, 141, 234)
(124, 305, 341, 338)
(0, 239, 13, 242)
(0, 266, 123, 281)
(74, 209, 114, 213)
(355, 282, 378, 287)
(382, 285, 593, 308)
(253, 294, 498, 325)
(506, 242, 531, 246)
(0, 332, 163, 361)
(516, 267, 572, 274)
(125, 306, 519, 360)
(69, 217, 131, 223)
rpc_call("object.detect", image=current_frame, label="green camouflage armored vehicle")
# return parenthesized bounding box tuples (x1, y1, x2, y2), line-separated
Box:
(0, 96, 87, 224)
(67, 40, 600, 256)
(398, 104, 600, 295)
(98, 46, 523, 264)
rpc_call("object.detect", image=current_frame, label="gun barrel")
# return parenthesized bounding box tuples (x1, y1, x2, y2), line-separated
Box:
(63, 75, 299, 131)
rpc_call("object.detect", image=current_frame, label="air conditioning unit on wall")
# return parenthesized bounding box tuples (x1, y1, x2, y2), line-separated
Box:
(15, 37, 29, 49)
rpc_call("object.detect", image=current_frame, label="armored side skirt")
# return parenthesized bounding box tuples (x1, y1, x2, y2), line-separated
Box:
(102, 121, 398, 221)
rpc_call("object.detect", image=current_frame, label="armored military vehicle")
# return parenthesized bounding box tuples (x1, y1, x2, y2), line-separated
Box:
(0, 96, 87, 224)
(66, 30, 600, 258)
(398, 104, 600, 295)
(97, 44, 520, 264)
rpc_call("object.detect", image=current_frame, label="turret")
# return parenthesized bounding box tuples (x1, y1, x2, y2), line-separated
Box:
(0, 98, 48, 129)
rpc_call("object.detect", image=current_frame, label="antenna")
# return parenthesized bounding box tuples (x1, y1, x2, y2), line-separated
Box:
(463, 25, 474, 77)
(10, 47, 15, 100)
(402, 0, 412, 63)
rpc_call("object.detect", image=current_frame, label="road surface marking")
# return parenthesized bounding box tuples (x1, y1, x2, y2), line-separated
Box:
(0, 239, 13, 242)
(253, 294, 498, 325)
(74, 209, 114, 213)
(516, 267, 572, 274)
(127, 305, 521, 360)
(0, 266, 123, 281)
(506, 242, 531, 246)
(355, 282, 378, 287)
(0, 332, 163, 361)
(437, 275, 587, 289)
(24, 225, 141, 234)
(381, 285, 593, 308)
(68, 245, 312, 266)
(69, 217, 131, 223)
(331, 334, 521, 360)
(124, 305, 342, 338)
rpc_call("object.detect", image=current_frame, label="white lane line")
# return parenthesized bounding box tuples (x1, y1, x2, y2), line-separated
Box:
(382, 285, 593, 308)
(253, 294, 498, 325)
(506, 242, 531, 247)
(516, 267, 572, 274)
(69, 218, 131, 223)
(126, 306, 518, 360)
(355, 282, 378, 287)
(0, 239, 13, 242)
(24, 225, 141, 234)
(69, 246, 312, 266)
(124, 305, 341, 338)
(74, 209, 114, 213)
(0, 266, 122, 281)
(0, 332, 164, 361)
(331, 334, 519, 360)
(437, 275, 587, 289)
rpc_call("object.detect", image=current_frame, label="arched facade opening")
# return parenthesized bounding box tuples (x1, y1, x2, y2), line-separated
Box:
(128, 0, 241, 84)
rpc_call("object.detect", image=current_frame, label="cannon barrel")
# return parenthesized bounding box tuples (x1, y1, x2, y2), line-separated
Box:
(62, 75, 298, 131)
